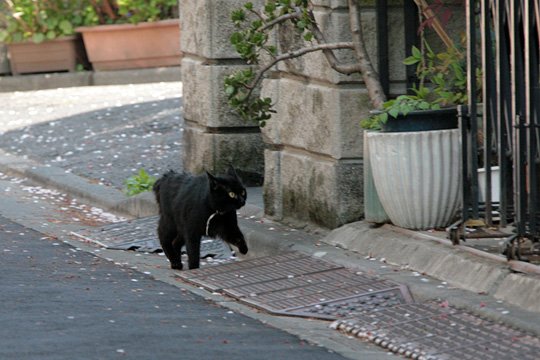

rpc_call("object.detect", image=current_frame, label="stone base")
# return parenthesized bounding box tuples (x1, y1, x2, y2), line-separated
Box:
(183, 124, 264, 186)
(264, 148, 363, 229)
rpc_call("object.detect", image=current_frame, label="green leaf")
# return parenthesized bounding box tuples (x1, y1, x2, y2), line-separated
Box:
(46, 30, 56, 40)
(59, 20, 73, 34)
(230, 32, 243, 45)
(388, 108, 400, 118)
(46, 18, 59, 29)
(12, 32, 23, 43)
(244, 2, 254, 10)
(403, 56, 419, 65)
(419, 101, 430, 110)
(231, 9, 246, 23)
(411, 46, 422, 59)
(32, 33, 45, 43)
(0, 30, 8, 42)
(225, 85, 236, 96)
(264, 3, 276, 13)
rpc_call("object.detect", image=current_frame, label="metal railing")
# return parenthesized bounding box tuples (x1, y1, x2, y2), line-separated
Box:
(449, 0, 540, 261)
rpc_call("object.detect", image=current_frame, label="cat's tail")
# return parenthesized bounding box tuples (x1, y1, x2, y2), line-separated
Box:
(152, 177, 162, 206)
(152, 170, 175, 206)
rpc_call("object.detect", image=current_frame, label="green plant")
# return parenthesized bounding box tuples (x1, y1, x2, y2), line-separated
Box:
(0, 0, 95, 44)
(89, 0, 178, 25)
(361, 42, 468, 130)
(225, 1, 314, 126)
(124, 168, 156, 197)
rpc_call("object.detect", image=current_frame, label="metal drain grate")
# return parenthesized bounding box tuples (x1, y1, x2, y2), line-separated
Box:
(71, 216, 233, 259)
(176, 252, 413, 319)
(332, 302, 540, 359)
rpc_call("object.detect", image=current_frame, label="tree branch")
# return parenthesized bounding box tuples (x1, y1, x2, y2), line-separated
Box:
(307, 10, 362, 75)
(261, 11, 301, 32)
(244, 42, 355, 100)
(347, 0, 387, 108)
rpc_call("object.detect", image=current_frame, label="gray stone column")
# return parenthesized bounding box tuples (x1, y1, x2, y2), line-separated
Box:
(179, 0, 264, 185)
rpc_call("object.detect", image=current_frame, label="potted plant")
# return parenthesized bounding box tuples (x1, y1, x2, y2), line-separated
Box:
(0, 0, 92, 75)
(362, 42, 469, 230)
(76, 0, 181, 71)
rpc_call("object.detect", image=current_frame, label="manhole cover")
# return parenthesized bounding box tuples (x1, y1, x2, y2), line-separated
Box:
(71, 216, 233, 259)
(177, 252, 413, 319)
(332, 302, 540, 359)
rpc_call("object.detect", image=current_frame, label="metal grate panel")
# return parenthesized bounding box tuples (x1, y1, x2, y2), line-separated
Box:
(333, 302, 540, 359)
(177, 252, 413, 319)
(72, 216, 233, 259)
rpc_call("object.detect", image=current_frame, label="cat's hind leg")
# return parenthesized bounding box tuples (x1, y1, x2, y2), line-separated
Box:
(158, 218, 183, 270)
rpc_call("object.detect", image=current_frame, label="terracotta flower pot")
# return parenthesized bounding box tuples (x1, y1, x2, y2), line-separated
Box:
(77, 19, 181, 71)
(7, 36, 85, 75)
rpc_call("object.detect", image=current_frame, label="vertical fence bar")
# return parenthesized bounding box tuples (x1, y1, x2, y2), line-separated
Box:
(496, 0, 510, 227)
(525, 0, 540, 238)
(466, 0, 479, 219)
(459, 104, 471, 225)
(511, 0, 528, 238)
(481, 0, 495, 225)
(403, 0, 419, 92)
(376, 0, 389, 97)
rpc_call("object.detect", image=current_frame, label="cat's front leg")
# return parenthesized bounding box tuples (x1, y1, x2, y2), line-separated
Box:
(185, 232, 202, 269)
(223, 226, 248, 255)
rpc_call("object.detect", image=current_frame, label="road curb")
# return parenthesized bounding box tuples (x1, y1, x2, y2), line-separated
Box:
(323, 222, 540, 314)
(0, 67, 181, 92)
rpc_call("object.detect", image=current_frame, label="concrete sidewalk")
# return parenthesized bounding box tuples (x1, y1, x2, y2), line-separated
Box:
(0, 78, 539, 340)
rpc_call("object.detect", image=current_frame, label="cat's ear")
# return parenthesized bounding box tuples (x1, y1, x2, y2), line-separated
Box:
(227, 164, 239, 179)
(206, 171, 219, 190)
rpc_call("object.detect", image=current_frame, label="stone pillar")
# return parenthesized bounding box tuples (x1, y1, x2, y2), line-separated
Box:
(179, 0, 264, 185)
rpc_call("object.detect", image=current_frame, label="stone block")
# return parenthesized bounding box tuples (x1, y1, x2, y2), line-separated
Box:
(181, 56, 259, 128)
(265, 149, 363, 228)
(263, 149, 283, 219)
(180, 0, 265, 59)
(261, 77, 370, 159)
(183, 124, 264, 186)
(275, 5, 406, 84)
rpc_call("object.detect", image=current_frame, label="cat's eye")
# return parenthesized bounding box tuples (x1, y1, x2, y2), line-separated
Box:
(241, 190, 246, 196)
(229, 192, 237, 199)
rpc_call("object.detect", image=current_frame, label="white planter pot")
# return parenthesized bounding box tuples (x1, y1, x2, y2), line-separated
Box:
(478, 166, 500, 202)
(367, 129, 462, 230)
(363, 131, 390, 223)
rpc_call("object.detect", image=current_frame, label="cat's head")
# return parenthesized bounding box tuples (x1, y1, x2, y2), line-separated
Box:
(206, 165, 247, 212)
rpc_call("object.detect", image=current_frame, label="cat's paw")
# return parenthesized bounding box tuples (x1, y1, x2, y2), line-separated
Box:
(238, 243, 248, 255)
(170, 262, 183, 270)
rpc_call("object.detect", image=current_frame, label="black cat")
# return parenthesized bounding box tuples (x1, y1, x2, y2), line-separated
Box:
(153, 166, 248, 270)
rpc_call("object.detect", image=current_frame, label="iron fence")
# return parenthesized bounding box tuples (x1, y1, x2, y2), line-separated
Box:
(450, 0, 540, 261)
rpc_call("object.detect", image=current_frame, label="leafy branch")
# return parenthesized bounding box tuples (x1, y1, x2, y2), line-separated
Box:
(225, 0, 387, 126)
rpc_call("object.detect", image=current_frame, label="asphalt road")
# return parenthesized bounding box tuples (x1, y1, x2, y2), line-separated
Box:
(0, 83, 184, 190)
(0, 212, 348, 360)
